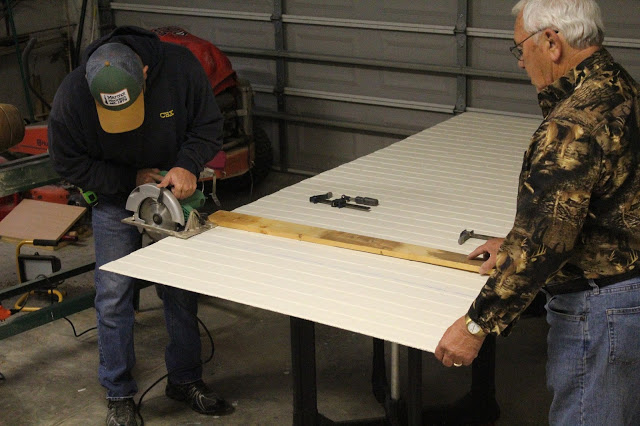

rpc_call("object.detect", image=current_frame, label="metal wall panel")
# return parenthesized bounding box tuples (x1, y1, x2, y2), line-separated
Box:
(109, 0, 274, 13)
(286, 0, 458, 25)
(469, 0, 640, 39)
(286, 26, 457, 66)
(608, 47, 640, 81)
(592, 1, 640, 39)
(113, 13, 275, 49)
(287, 63, 456, 107)
(104, 1, 640, 174)
(286, 124, 398, 173)
(468, 79, 540, 116)
(226, 56, 277, 88)
(468, 1, 519, 30)
(286, 99, 449, 133)
(284, 98, 450, 173)
(468, 38, 522, 72)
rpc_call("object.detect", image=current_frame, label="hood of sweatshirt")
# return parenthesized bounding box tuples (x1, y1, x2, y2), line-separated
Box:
(81, 26, 163, 88)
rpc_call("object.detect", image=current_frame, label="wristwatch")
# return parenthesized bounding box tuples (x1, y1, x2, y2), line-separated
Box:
(465, 314, 487, 337)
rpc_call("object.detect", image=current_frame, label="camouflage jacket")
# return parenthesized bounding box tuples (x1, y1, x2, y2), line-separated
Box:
(468, 48, 640, 335)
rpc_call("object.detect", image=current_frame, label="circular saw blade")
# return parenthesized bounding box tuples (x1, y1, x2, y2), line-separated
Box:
(138, 197, 178, 231)
(137, 196, 181, 241)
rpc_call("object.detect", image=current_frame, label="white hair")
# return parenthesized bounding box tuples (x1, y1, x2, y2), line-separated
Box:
(512, 0, 604, 49)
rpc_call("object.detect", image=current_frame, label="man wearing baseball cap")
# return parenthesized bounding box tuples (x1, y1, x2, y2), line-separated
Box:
(49, 26, 233, 425)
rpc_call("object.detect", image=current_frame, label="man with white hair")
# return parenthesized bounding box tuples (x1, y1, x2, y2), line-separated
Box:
(435, 0, 640, 424)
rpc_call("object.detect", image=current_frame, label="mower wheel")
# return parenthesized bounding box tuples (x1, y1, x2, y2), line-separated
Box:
(219, 125, 272, 191)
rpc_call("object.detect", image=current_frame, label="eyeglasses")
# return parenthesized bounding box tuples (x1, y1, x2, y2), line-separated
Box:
(509, 29, 543, 60)
(509, 29, 559, 60)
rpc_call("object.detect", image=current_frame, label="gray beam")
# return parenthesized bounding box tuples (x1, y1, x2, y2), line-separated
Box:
(455, 0, 468, 114)
(0, 154, 60, 197)
(282, 15, 454, 34)
(109, 2, 271, 21)
(223, 47, 530, 81)
(273, 0, 288, 172)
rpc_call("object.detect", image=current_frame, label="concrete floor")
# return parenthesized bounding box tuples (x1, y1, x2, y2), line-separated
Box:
(0, 171, 552, 425)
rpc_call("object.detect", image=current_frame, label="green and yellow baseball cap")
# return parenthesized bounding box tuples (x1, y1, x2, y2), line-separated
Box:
(86, 43, 145, 133)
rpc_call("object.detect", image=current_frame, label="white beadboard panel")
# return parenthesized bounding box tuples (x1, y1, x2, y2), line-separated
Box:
(241, 112, 540, 253)
(103, 228, 477, 352)
(103, 112, 541, 353)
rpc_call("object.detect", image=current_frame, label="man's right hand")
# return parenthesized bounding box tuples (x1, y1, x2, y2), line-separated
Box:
(136, 168, 164, 186)
(467, 238, 504, 275)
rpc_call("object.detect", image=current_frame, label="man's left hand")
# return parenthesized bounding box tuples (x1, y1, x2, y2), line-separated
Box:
(158, 167, 197, 200)
(434, 316, 485, 367)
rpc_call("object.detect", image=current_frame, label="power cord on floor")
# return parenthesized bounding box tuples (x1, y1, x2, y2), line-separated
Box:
(135, 304, 215, 426)
(8, 275, 214, 424)
(12, 274, 97, 337)
(63, 316, 97, 337)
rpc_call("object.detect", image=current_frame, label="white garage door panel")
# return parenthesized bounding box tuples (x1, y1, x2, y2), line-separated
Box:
(106, 228, 477, 350)
(103, 112, 542, 353)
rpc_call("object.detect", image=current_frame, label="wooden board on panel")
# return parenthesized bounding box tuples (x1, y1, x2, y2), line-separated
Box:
(210, 210, 483, 273)
(0, 199, 86, 242)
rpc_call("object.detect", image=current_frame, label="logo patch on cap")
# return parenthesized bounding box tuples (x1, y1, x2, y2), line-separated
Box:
(100, 88, 131, 107)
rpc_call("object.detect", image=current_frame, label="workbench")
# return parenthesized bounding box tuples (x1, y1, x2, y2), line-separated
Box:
(103, 112, 541, 424)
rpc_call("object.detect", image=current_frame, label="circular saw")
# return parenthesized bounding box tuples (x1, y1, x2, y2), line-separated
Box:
(122, 183, 212, 241)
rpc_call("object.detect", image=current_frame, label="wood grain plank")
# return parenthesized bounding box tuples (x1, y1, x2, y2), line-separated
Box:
(210, 210, 483, 273)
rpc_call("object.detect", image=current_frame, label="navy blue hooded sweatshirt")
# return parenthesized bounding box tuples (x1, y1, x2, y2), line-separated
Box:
(48, 26, 223, 196)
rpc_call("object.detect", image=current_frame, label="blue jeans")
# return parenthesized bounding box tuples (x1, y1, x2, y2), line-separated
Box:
(93, 194, 203, 399)
(544, 277, 640, 425)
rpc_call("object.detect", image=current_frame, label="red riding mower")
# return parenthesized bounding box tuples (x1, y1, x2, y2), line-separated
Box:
(152, 27, 273, 202)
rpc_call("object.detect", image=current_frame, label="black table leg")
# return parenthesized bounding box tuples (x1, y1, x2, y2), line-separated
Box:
(407, 347, 422, 426)
(291, 316, 319, 426)
(372, 338, 388, 404)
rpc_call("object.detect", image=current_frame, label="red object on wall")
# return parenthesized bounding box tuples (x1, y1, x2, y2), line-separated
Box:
(0, 193, 20, 221)
(26, 185, 70, 204)
(9, 123, 48, 155)
(152, 26, 237, 95)
(0, 305, 11, 321)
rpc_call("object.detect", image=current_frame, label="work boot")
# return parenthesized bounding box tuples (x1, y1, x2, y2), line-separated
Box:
(106, 398, 138, 426)
(166, 379, 235, 416)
